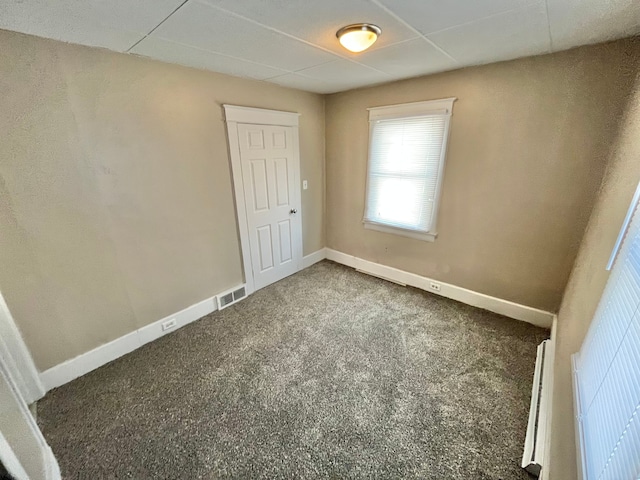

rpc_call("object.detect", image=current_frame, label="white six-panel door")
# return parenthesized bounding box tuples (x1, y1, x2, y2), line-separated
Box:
(236, 123, 302, 290)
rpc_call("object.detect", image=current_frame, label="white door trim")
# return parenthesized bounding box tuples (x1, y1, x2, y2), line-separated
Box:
(224, 105, 300, 127)
(0, 292, 44, 404)
(0, 351, 61, 480)
(223, 105, 302, 295)
(0, 431, 29, 480)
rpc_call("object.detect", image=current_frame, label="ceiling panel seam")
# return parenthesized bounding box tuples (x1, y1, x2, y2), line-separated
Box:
(542, 0, 555, 51)
(197, 0, 393, 76)
(130, 37, 295, 76)
(423, 3, 545, 37)
(126, 0, 191, 53)
(367, 0, 459, 64)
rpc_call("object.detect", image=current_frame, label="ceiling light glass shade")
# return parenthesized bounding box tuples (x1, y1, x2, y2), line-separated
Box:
(336, 24, 381, 53)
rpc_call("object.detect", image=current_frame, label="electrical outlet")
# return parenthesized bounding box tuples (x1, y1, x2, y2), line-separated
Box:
(162, 318, 177, 331)
(303, 180, 308, 190)
(429, 281, 441, 292)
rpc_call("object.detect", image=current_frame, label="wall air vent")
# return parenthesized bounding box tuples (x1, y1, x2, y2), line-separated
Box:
(216, 285, 247, 310)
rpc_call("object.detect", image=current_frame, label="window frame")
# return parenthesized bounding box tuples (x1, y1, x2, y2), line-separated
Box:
(363, 98, 456, 242)
(572, 184, 640, 479)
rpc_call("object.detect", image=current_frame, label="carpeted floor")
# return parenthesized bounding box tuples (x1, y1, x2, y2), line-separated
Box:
(38, 261, 547, 479)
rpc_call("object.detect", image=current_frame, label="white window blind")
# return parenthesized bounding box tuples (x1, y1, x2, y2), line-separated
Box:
(573, 185, 640, 480)
(364, 98, 454, 241)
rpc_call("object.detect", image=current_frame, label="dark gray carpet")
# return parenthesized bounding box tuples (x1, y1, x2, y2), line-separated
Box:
(38, 261, 547, 479)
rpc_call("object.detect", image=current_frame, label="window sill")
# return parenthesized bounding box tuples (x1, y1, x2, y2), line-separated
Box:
(363, 222, 437, 242)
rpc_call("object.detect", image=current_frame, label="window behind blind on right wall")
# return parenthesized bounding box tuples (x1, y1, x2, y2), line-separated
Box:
(573, 181, 640, 480)
(363, 98, 456, 242)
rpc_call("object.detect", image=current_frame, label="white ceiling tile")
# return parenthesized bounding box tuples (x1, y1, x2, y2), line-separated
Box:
(150, 0, 336, 72)
(200, 0, 419, 56)
(1, 0, 638, 93)
(375, 0, 538, 35)
(427, 3, 551, 65)
(0, 0, 184, 51)
(131, 37, 288, 80)
(266, 73, 335, 94)
(356, 38, 458, 79)
(546, 0, 640, 51)
(294, 60, 392, 92)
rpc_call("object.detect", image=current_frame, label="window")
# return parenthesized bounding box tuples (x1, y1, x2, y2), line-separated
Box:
(573, 182, 640, 480)
(363, 98, 455, 242)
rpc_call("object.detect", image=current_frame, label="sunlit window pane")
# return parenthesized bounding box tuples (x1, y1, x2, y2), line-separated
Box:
(364, 104, 451, 236)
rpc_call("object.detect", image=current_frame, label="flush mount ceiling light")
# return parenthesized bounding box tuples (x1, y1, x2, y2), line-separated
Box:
(336, 23, 382, 53)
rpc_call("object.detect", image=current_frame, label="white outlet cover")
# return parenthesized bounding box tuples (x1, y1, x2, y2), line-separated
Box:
(162, 319, 177, 331)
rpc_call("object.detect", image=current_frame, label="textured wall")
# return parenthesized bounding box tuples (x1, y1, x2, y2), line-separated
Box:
(0, 29, 325, 370)
(548, 73, 640, 480)
(325, 39, 640, 312)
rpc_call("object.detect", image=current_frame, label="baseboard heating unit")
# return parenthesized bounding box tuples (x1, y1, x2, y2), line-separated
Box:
(522, 339, 552, 477)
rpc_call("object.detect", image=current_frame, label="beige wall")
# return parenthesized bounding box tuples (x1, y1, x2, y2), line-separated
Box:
(548, 72, 640, 480)
(325, 39, 640, 312)
(0, 29, 325, 371)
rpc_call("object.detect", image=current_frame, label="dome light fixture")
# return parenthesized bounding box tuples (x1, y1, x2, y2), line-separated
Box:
(336, 23, 382, 53)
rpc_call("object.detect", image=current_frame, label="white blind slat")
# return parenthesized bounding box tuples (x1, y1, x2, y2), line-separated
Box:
(364, 113, 449, 233)
(575, 187, 640, 480)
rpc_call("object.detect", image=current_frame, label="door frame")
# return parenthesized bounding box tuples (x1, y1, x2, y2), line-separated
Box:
(0, 343, 60, 479)
(0, 291, 45, 404)
(223, 105, 303, 295)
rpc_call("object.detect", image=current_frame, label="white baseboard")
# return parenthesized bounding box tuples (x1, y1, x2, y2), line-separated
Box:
(40, 253, 329, 392)
(40, 248, 553, 392)
(137, 297, 217, 346)
(325, 248, 554, 328)
(40, 296, 218, 392)
(302, 248, 327, 269)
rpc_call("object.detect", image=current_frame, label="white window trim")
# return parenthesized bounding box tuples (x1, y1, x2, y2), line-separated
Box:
(363, 97, 456, 242)
(606, 180, 640, 270)
(364, 221, 438, 242)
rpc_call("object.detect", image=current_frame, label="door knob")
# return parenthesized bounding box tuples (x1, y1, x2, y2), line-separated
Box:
(290, 208, 298, 214)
